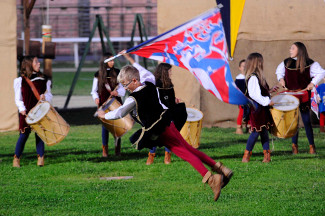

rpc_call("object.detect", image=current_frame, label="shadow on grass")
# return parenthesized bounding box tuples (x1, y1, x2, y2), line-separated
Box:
(0, 147, 150, 164)
(57, 107, 98, 126)
(209, 148, 325, 161)
(198, 139, 248, 150)
(2, 139, 323, 165)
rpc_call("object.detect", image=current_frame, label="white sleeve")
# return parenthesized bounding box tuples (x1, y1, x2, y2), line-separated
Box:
(91, 77, 99, 101)
(310, 62, 325, 85)
(247, 76, 271, 106)
(104, 97, 136, 120)
(116, 83, 126, 97)
(275, 61, 285, 81)
(44, 80, 53, 103)
(13, 77, 26, 112)
(132, 62, 156, 85)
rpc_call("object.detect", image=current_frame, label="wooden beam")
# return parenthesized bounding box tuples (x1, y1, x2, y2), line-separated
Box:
(23, 0, 37, 55)
(26, 0, 36, 19)
(23, 0, 30, 55)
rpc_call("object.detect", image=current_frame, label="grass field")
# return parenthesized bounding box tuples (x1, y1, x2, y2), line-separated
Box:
(50, 61, 154, 96)
(0, 125, 324, 215)
(51, 72, 95, 96)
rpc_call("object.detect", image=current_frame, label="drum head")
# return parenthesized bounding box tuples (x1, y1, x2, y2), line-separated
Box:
(26, 102, 51, 124)
(99, 97, 116, 111)
(186, 108, 203, 122)
(272, 95, 299, 111)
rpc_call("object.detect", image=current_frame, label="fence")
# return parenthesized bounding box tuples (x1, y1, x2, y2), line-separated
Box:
(17, 36, 153, 67)
(16, 0, 157, 60)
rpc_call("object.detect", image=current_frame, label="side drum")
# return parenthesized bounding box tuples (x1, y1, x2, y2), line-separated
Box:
(26, 101, 70, 146)
(180, 108, 204, 148)
(270, 94, 299, 138)
(98, 97, 134, 138)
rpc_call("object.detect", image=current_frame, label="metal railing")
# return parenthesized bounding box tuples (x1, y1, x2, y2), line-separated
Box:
(19, 36, 154, 68)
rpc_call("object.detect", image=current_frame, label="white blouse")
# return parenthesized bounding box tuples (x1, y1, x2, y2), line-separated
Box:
(247, 75, 271, 106)
(14, 76, 53, 112)
(276, 61, 325, 85)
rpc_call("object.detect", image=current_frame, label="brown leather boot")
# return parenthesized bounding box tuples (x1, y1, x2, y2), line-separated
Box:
(146, 153, 155, 165)
(320, 126, 325, 133)
(292, 144, 298, 155)
(102, 145, 108, 158)
(212, 162, 233, 188)
(242, 150, 252, 162)
(247, 124, 252, 134)
(164, 152, 171, 164)
(13, 155, 20, 168)
(235, 125, 243, 134)
(202, 171, 223, 201)
(37, 155, 44, 167)
(262, 150, 271, 163)
(309, 145, 316, 154)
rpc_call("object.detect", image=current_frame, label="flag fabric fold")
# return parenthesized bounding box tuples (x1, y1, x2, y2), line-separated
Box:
(127, 7, 249, 105)
(311, 87, 319, 119)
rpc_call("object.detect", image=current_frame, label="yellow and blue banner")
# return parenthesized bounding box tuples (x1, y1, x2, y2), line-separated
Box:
(217, 0, 245, 57)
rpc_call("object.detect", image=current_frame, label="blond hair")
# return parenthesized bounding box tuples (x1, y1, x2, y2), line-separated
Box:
(245, 52, 267, 89)
(117, 65, 140, 83)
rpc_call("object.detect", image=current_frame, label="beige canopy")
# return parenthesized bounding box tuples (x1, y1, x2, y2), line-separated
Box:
(0, 0, 18, 132)
(158, 0, 325, 127)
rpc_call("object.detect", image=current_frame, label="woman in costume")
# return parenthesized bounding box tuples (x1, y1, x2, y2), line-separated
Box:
(91, 54, 125, 157)
(13, 56, 52, 167)
(276, 42, 325, 154)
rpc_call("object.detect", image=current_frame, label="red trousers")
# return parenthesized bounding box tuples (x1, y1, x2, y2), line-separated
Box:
(320, 112, 325, 127)
(160, 122, 216, 177)
(237, 106, 244, 125)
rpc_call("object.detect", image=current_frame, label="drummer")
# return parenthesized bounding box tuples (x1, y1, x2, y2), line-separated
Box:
(241, 53, 276, 163)
(121, 53, 181, 164)
(13, 56, 53, 167)
(91, 53, 126, 157)
(276, 42, 325, 154)
(97, 52, 233, 202)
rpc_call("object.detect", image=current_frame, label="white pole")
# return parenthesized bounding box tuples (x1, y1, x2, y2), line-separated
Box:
(74, 43, 79, 68)
(134, 42, 139, 63)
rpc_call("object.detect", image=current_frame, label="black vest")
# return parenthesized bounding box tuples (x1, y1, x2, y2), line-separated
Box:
(130, 81, 171, 130)
(235, 78, 246, 94)
(156, 80, 176, 108)
(129, 82, 171, 150)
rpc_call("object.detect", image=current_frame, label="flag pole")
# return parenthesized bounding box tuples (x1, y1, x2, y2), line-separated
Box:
(104, 7, 221, 63)
(104, 53, 122, 63)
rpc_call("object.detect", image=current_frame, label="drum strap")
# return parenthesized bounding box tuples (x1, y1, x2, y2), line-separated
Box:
(24, 77, 40, 101)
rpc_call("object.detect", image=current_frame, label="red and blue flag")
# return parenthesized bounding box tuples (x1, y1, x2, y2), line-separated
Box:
(127, 7, 249, 105)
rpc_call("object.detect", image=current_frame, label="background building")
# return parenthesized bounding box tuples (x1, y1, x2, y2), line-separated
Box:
(16, 0, 157, 61)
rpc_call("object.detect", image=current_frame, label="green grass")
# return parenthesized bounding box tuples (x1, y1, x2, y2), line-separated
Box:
(51, 72, 95, 96)
(0, 126, 324, 215)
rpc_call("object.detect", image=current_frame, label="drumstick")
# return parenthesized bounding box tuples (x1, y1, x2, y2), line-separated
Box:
(108, 85, 119, 100)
